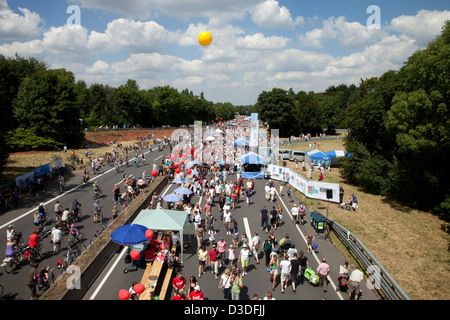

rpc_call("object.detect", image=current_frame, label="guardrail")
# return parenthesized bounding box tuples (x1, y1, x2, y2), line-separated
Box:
(320, 212, 410, 300)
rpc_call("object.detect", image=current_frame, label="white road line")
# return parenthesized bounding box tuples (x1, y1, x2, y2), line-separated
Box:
(88, 245, 128, 300)
(274, 184, 344, 300)
(243, 217, 252, 241)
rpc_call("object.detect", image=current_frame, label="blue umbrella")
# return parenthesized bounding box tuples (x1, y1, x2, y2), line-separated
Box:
(163, 193, 183, 202)
(186, 161, 198, 169)
(173, 177, 190, 184)
(174, 187, 193, 195)
(111, 224, 148, 245)
(190, 169, 199, 176)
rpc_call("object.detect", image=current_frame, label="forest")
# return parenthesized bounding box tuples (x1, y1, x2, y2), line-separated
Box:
(0, 22, 448, 217)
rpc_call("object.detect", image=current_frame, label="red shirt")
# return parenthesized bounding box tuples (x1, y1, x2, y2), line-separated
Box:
(29, 234, 40, 247)
(209, 249, 218, 262)
(189, 291, 204, 300)
(172, 277, 186, 290)
(172, 294, 187, 300)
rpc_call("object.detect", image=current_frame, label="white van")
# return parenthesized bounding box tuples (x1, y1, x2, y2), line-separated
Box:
(290, 150, 306, 162)
(278, 149, 292, 160)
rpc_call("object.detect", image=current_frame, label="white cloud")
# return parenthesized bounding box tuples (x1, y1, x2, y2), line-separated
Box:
(390, 9, 450, 47)
(0, 0, 43, 40)
(251, 0, 303, 29)
(236, 33, 290, 50)
(299, 16, 386, 49)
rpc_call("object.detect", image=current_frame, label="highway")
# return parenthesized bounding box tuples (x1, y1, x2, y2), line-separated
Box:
(0, 139, 378, 301)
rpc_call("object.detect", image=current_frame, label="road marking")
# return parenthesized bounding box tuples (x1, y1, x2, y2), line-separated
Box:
(274, 182, 344, 300)
(243, 217, 252, 241)
(88, 245, 128, 300)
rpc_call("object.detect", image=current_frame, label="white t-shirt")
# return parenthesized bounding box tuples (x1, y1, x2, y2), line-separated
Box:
(224, 212, 232, 223)
(350, 269, 364, 283)
(291, 207, 299, 216)
(240, 248, 249, 260)
(51, 228, 62, 243)
(251, 236, 260, 248)
(280, 259, 291, 274)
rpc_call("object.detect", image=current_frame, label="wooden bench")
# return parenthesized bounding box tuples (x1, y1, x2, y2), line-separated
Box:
(158, 243, 178, 300)
(139, 233, 165, 300)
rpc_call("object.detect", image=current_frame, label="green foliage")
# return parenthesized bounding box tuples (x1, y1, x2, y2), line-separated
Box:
(6, 128, 59, 151)
(14, 68, 84, 147)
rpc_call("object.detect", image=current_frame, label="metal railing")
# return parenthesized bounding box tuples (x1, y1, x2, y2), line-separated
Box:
(323, 215, 410, 300)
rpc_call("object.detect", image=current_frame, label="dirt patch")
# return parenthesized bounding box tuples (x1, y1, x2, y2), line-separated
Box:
(84, 129, 175, 144)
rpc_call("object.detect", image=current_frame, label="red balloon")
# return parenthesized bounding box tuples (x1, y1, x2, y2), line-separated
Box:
(145, 229, 154, 240)
(174, 147, 179, 153)
(193, 154, 197, 159)
(134, 283, 145, 294)
(178, 153, 182, 158)
(190, 147, 194, 154)
(173, 163, 178, 169)
(187, 169, 192, 175)
(170, 154, 176, 161)
(151, 170, 158, 177)
(182, 152, 187, 158)
(180, 159, 184, 165)
(130, 250, 140, 260)
(175, 168, 181, 174)
(119, 289, 130, 300)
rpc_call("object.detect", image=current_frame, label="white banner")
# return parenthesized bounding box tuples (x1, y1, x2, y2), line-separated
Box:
(267, 165, 339, 203)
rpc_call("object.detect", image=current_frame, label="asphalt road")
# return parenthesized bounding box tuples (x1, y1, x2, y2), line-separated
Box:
(82, 168, 379, 301)
(0, 143, 167, 300)
(0, 137, 378, 301)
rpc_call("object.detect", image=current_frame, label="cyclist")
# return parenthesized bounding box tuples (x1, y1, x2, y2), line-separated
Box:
(54, 200, 64, 222)
(134, 155, 139, 167)
(93, 180, 101, 198)
(92, 200, 102, 223)
(5, 236, 22, 265)
(28, 229, 41, 256)
(82, 166, 89, 183)
(38, 203, 47, 220)
(68, 224, 80, 249)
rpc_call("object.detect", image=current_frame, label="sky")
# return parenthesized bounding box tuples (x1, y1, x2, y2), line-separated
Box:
(0, 0, 449, 106)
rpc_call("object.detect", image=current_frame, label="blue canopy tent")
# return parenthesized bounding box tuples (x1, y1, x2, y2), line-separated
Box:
(306, 150, 330, 167)
(239, 152, 265, 178)
(324, 150, 349, 167)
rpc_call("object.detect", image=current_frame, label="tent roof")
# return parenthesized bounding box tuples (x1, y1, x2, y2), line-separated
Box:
(133, 209, 188, 231)
(240, 151, 265, 164)
(324, 150, 348, 158)
(307, 150, 330, 159)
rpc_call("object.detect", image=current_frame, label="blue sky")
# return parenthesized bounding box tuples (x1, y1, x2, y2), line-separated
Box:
(1, 0, 449, 105)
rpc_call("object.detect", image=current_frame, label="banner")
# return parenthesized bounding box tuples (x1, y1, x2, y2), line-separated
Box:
(249, 113, 258, 150)
(34, 163, 52, 177)
(15, 171, 35, 188)
(267, 165, 339, 203)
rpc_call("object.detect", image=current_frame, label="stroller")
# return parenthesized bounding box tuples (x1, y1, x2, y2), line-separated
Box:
(337, 274, 349, 292)
(304, 268, 319, 285)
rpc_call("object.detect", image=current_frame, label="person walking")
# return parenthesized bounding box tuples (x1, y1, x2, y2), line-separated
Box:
(279, 254, 291, 294)
(348, 265, 365, 300)
(289, 253, 301, 293)
(218, 268, 232, 300)
(268, 254, 279, 292)
(27, 262, 39, 300)
(51, 226, 62, 254)
(197, 245, 208, 278)
(209, 244, 219, 279)
(260, 205, 269, 233)
(263, 234, 275, 266)
(230, 271, 243, 300)
(238, 244, 250, 275)
(250, 232, 260, 264)
(316, 258, 330, 292)
(298, 250, 309, 285)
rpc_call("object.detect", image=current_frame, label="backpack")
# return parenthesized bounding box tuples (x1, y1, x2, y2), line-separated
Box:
(35, 273, 44, 287)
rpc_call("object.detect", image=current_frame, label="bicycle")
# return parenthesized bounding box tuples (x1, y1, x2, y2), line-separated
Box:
(90, 225, 107, 244)
(2, 252, 23, 274)
(93, 188, 103, 200)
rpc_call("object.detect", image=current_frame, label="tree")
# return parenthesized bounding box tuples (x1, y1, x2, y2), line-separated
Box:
(14, 68, 84, 148)
(255, 88, 295, 137)
(293, 91, 324, 135)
